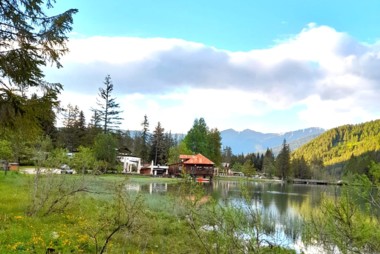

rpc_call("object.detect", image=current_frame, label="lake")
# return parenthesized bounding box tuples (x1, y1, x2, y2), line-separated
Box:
(125, 178, 342, 253)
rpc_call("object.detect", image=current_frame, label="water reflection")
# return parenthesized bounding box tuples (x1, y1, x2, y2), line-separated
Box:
(125, 179, 342, 252)
(125, 180, 340, 217)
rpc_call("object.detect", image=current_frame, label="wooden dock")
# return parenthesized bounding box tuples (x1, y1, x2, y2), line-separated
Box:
(290, 178, 344, 185)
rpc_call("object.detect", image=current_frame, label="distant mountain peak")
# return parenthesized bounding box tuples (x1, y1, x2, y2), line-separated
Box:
(221, 127, 325, 154)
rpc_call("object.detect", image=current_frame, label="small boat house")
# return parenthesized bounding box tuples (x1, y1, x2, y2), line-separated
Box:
(168, 153, 215, 181)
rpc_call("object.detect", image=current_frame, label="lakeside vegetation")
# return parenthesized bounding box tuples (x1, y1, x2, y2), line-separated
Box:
(2, 169, 380, 253)
(1, 1, 380, 253)
(1, 172, 299, 254)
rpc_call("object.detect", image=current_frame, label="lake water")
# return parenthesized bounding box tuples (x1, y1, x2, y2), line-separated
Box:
(125, 179, 342, 253)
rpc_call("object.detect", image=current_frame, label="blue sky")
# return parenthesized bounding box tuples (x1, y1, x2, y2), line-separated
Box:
(45, 0, 380, 133)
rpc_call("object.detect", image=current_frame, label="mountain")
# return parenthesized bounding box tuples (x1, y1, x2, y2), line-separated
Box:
(221, 127, 325, 155)
(292, 119, 380, 167)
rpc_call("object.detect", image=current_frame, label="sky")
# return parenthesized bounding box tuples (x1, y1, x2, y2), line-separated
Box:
(44, 0, 380, 134)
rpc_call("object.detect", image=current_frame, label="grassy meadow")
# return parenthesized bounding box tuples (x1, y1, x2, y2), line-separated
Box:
(0, 171, 298, 254)
(0, 172, 199, 253)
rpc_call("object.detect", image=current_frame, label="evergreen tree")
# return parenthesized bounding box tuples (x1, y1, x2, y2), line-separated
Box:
(58, 104, 78, 151)
(150, 122, 165, 165)
(254, 153, 264, 172)
(263, 148, 276, 177)
(309, 156, 325, 179)
(292, 156, 311, 179)
(75, 110, 87, 146)
(207, 128, 222, 166)
(57, 104, 87, 152)
(140, 114, 150, 163)
(162, 131, 175, 163)
(276, 140, 291, 180)
(89, 110, 102, 129)
(222, 146, 233, 163)
(0, 1, 77, 127)
(115, 130, 134, 155)
(94, 75, 123, 133)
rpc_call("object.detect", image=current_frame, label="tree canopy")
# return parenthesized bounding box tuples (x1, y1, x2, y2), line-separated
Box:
(184, 118, 222, 166)
(0, 0, 77, 158)
(0, 0, 77, 86)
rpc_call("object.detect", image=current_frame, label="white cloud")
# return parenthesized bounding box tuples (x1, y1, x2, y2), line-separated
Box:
(46, 24, 380, 133)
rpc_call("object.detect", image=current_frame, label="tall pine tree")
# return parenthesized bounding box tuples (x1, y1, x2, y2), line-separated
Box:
(140, 114, 150, 163)
(94, 75, 123, 133)
(150, 122, 165, 165)
(276, 139, 291, 180)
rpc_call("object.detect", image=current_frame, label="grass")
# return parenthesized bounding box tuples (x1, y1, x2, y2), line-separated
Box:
(0, 172, 198, 253)
(0, 171, 298, 254)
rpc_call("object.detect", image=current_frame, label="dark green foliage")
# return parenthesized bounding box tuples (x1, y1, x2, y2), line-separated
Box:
(93, 133, 118, 171)
(140, 114, 150, 163)
(262, 148, 276, 177)
(149, 122, 166, 165)
(0, 0, 76, 162)
(207, 128, 222, 166)
(222, 146, 233, 163)
(0, 0, 77, 128)
(0, 0, 77, 88)
(291, 156, 311, 179)
(184, 118, 209, 154)
(184, 118, 222, 166)
(57, 104, 87, 152)
(276, 140, 291, 180)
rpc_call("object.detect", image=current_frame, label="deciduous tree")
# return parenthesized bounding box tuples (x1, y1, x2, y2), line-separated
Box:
(93, 133, 118, 172)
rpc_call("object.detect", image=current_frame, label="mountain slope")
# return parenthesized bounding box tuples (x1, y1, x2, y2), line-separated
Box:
(221, 127, 325, 154)
(292, 119, 380, 166)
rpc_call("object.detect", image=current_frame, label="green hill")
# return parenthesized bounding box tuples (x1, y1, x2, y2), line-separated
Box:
(292, 119, 380, 170)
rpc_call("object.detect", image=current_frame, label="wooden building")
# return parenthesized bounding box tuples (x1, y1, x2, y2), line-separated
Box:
(168, 154, 215, 181)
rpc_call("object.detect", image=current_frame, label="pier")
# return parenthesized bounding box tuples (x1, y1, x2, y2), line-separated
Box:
(290, 178, 344, 185)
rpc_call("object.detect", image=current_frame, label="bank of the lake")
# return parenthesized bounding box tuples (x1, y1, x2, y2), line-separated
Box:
(2, 171, 378, 253)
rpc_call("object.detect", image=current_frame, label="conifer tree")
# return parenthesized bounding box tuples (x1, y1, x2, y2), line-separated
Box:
(150, 122, 165, 165)
(263, 148, 276, 177)
(140, 114, 150, 163)
(276, 139, 291, 180)
(0, 1, 77, 127)
(94, 75, 123, 133)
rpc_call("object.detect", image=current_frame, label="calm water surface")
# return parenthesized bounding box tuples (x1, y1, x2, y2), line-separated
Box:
(126, 179, 342, 253)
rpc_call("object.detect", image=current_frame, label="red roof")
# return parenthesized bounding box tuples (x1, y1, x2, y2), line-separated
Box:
(181, 154, 214, 165)
(179, 154, 193, 160)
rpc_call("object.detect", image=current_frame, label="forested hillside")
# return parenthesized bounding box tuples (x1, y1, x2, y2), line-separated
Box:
(293, 119, 380, 171)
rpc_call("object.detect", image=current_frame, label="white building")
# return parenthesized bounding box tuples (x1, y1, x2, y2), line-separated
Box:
(118, 156, 141, 173)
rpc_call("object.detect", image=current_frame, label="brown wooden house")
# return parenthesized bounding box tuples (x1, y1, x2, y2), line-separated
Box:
(168, 154, 215, 181)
